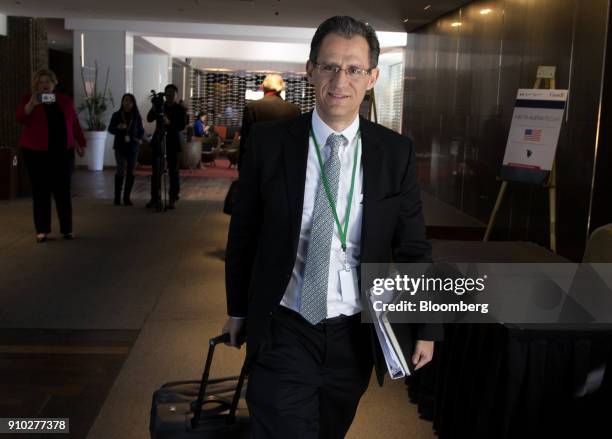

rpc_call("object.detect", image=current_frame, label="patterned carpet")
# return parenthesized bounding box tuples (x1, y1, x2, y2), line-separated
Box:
(134, 159, 238, 179)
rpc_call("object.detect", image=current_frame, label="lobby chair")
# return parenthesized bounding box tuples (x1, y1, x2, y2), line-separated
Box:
(225, 149, 239, 168)
(213, 126, 227, 144)
(583, 224, 612, 262)
(220, 135, 240, 168)
(200, 136, 221, 167)
(180, 139, 203, 172)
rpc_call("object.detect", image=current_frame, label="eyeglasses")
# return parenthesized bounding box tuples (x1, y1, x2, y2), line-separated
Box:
(313, 63, 372, 79)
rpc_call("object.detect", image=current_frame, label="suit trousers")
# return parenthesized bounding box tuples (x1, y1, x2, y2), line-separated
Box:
(246, 306, 373, 439)
(22, 147, 74, 234)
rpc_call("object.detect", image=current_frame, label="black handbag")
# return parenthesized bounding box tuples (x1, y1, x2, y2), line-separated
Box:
(223, 180, 239, 215)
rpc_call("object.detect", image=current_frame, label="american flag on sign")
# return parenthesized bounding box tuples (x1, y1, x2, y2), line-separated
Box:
(524, 128, 542, 142)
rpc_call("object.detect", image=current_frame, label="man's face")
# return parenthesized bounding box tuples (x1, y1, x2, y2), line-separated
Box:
(165, 88, 177, 104)
(306, 33, 379, 128)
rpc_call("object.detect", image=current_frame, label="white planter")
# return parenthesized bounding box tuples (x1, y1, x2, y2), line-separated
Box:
(85, 131, 107, 171)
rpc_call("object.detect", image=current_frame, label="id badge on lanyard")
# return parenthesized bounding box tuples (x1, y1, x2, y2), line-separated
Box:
(339, 252, 359, 305)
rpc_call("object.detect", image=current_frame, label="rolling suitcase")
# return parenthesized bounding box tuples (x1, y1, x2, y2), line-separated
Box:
(149, 333, 250, 438)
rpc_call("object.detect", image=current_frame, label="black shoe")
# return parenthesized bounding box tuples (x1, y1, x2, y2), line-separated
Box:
(123, 175, 134, 206)
(63, 233, 74, 240)
(114, 175, 124, 206)
(146, 199, 159, 209)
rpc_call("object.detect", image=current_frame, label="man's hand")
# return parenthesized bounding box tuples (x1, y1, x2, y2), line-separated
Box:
(222, 317, 246, 348)
(75, 145, 85, 157)
(118, 123, 127, 130)
(163, 116, 171, 126)
(412, 340, 434, 370)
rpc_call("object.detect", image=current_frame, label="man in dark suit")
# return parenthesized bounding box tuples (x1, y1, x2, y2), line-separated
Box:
(238, 73, 301, 170)
(223, 15, 442, 439)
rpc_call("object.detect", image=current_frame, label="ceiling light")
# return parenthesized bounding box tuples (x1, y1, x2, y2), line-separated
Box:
(480, 8, 492, 15)
(451, 22, 462, 27)
(403, 18, 409, 23)
(424, 5, 431, 10)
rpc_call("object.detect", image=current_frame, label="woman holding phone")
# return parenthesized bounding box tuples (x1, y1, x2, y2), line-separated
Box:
(16, 69, 86, 243)
(108, 93, 144, 206)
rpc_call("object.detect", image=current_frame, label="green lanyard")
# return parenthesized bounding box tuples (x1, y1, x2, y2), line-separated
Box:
(310, 128, 361, 253)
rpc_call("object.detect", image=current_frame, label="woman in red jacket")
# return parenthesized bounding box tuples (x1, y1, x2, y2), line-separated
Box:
(16, 69, 86, 243)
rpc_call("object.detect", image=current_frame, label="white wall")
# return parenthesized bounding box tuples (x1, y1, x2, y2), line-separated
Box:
(125, 33, 134, 93)
(73, 30, 132, 167)
(143, 37, 310, 63)
(133, 53, 171, 136)
(0, 14, 7, 36)
(65, 18, 407, 47)
(191, 58, 306, 73)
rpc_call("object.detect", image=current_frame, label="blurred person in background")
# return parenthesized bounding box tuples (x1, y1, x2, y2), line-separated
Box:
(194, 111, 211, 138)
(16, 68, 86, 243)
(108, 93, 145, 206)
(238, 73, 301, 170)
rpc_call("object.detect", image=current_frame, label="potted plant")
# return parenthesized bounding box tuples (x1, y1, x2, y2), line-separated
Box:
(78, 61, 114, 171)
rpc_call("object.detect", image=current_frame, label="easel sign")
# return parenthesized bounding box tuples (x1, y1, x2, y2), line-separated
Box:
(500, 88, 567, 184)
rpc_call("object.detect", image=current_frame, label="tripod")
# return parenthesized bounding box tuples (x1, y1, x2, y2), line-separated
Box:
(152, 121, 170, 212)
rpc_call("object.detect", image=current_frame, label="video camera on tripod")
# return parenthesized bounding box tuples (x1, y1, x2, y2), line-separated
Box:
(149, 90, 166, 128)
(149, 90, 169, 212)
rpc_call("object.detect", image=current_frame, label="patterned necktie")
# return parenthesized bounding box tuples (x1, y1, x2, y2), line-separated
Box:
(300, 133, 345, 325)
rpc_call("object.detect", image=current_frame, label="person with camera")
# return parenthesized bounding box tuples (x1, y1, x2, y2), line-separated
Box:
(146, 84, 187, 210)
(108, 93, 144, 206)
(16, 69, 86, 243)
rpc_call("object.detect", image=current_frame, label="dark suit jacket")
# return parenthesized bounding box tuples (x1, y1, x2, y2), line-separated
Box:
(239, 94, 301, 170)
(146, 103, 187, 152)
(226, 111, 443, 385)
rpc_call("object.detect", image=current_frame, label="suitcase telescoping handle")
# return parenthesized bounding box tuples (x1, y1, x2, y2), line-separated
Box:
(191, 333, 247, 427)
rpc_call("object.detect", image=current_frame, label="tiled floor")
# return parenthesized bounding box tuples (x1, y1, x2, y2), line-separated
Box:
(0, 329, 137, 439)
(0, 170, 438, 439)
(0, 171, 238, 438)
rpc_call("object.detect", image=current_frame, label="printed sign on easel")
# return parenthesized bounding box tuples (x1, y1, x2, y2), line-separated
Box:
(500, 89, 568, 184)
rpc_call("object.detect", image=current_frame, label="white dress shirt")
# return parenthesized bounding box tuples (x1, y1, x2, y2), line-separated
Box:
(280, 108, 363, 318)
